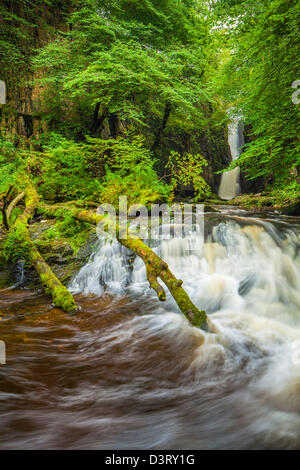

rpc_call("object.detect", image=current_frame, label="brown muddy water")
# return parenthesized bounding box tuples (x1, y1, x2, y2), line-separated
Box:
(1, 209, 300, 449)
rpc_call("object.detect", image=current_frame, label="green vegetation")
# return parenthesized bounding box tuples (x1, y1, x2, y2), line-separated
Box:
(40, 213, 91, 253)
(32, 0, 210, 135)
(166, 151, 211, 202)
(1, 0, 298, 211)
(0, 0, 73, 80)
(0, 0, 298, 326)
(2, 224, 32, 264)
(213, 0, 300, 200)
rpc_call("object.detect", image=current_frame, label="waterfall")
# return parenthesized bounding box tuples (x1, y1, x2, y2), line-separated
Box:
(14, 260, 26, 287)
(218, 117, 244, 200)
(71, 214, 300, 326)
(3, 211, 300, 449)
(70, 213, 300, 435)
(70, 239, 131, 295)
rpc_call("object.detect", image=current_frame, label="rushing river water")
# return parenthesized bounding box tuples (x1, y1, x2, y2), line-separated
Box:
(1, 208, 300, 449)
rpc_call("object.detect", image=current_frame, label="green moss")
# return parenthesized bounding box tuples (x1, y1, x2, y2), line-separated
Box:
(158, 290, 166, 301)
(40, 272, 77, 313)
(189, 309, 209, 330)
(41, 203, 209, 328)
(41, 215, 91, 254)
(52, 285, 77, 313)
(2, 223, 32, 264)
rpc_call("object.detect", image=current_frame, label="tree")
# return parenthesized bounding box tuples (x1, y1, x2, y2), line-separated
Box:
(33, 0, 210, 145)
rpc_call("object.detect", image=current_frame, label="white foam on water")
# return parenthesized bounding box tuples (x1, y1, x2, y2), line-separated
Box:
(70, 239, 130, 296)
(69, 213, 300, 446)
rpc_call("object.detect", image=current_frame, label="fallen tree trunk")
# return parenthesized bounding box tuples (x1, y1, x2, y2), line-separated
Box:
(6, 191, 25, 221)
(10, 184, 77, 313)
(47, 200, 99, 209)
(0, 185, 14, 230)
(39, 202, 209, 330)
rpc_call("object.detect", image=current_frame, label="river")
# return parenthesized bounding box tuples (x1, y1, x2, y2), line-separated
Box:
(1, 207, 300, 449)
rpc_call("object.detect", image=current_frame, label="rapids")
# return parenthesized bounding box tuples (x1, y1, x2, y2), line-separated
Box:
(1, 208, 300, 449)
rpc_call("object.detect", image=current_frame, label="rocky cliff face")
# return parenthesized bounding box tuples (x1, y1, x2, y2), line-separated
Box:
(0, 1, 72, 140)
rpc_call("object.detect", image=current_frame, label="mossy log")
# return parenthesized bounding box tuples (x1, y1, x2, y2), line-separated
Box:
(0, 185, 14, 230)
(6, 191, 25, 221)
(49, 200, 99, 209)
(40, 202, 209, 330)
(10, 186, 77, 313)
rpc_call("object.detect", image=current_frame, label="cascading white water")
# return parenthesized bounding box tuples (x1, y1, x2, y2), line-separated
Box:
(71, 215, 300, 324)
(70, 212, 300, 447)
(70, 239, 131, 296)
(218, 117, 244, 200)
(71, 214, 300, 324)
(2, 211, 300, 449)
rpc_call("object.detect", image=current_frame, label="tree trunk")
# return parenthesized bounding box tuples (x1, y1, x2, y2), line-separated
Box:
(108, 113, 120, 138)
(39, 201, 209, 330)
(91, 103, 107, 135)
(4, 181, 209, 329)
(151, 101, 172, 152)
(0, 185, 14, 230)
(10, 183, 77, 313)
(6, 191, 25, 221)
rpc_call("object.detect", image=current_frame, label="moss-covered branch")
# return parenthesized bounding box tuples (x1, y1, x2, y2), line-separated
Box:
(0, 185, 14, 230)
(6, 191, 25, 221)
(40, 202, 209, 330)
(7, 184, 77, 313)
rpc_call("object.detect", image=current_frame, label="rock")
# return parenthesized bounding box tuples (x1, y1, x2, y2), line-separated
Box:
(281, 201, 300, 216)
(204, 205, 220, 213)
(0, 267, 14, 288)
(0, 221, 98, 289)
(36, 239, 74, 257)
